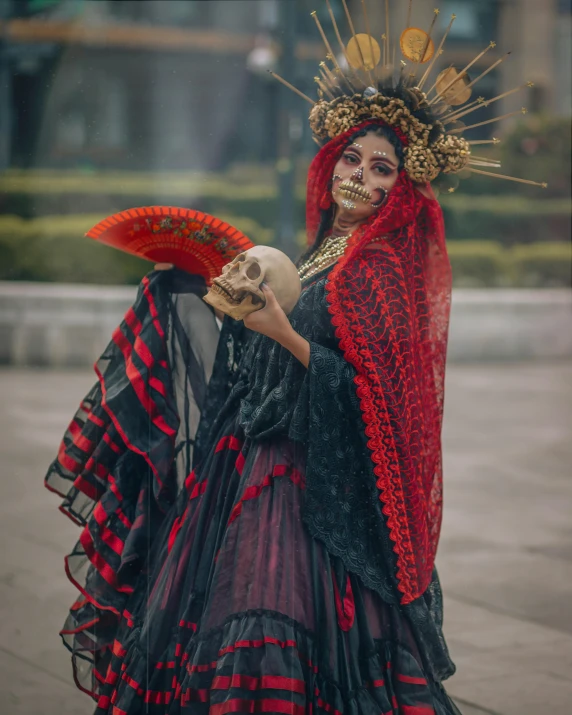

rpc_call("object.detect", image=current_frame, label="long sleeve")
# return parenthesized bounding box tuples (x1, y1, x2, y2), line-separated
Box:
(290, 340, 399, 604)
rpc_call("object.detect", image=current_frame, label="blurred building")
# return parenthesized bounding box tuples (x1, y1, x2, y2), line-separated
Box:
(0, 0, 570, 173)
(0, 0, 325, 172)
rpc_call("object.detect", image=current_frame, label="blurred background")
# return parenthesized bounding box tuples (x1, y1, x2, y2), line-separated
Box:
(0, 0, 570, 286)
(0, 2, 571, 715)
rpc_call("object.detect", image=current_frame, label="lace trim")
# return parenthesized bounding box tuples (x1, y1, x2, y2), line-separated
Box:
(326, 292, 414, 605)
(325, 225, 422, 605)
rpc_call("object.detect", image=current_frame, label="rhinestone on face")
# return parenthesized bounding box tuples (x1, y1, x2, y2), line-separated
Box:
(351, 166, 364, 181)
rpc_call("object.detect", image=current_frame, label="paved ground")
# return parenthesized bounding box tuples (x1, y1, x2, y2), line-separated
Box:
(0, 364, 571, 715)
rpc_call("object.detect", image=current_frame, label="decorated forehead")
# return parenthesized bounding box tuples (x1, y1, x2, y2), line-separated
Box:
(270, 1, 546, 194)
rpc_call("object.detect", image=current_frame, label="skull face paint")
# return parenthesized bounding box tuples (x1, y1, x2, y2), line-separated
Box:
(203, 246, 302, 321)
(331, 132, 399, 221)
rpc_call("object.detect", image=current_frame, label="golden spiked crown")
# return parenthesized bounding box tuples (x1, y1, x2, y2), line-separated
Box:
(270, 0, 547, 191)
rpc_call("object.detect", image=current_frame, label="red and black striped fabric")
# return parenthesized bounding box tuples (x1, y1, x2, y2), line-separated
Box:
(44, 271, 203, 696)
(90, 432, 461, 715)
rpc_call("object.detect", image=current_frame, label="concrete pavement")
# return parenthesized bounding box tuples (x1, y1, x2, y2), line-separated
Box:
(0, 364, 571, 715)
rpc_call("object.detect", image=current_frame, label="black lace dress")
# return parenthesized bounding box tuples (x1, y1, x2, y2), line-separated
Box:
(77, 264, 461, 715)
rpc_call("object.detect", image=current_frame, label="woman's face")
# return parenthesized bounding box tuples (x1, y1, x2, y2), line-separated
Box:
(331, 132, 400, 222)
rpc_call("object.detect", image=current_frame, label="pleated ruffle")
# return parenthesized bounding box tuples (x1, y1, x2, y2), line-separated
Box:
(96, 610, 460, 715)
(44, 273, 180, 696)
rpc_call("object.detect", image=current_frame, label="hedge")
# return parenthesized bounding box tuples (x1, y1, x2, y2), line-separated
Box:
(1, 168, 569, 246)
(0, 214, 569, 288)
(446, 241, 509, 288)
(0, 213, 272, 284)
(509, 242, 572, 288)
(446, 241, 571, 288)
(438, 194, 571, 244)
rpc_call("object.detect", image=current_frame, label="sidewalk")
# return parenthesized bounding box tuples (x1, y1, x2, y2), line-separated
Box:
(0, 364, 571, 714)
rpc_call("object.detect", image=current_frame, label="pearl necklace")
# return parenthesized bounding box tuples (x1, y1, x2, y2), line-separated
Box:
(297, 234, 351, 281)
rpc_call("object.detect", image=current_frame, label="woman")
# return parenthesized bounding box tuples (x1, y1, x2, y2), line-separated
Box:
(47, 108, 461, 713)
(45, 0, 547, 702)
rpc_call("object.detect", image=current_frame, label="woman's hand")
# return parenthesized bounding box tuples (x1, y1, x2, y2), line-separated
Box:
(243, 284, 292, 342)
(244, 284, 310, 368)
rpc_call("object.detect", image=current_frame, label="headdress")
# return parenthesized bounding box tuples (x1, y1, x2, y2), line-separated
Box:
(271, 0, 546, 192)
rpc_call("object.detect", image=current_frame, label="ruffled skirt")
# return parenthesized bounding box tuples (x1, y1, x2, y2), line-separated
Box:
(53, 406, 461, 715)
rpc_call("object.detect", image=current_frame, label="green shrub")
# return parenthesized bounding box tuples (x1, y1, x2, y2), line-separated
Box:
(1, 166, 569, 245)
(456, 115, 570, 199)
(509, 242, 572, 288)
(0, 213, 272, 284)
(499, 115, 571, 199)
(1, 213, 570, 287)
(217, 215, 272, 245)
(439, 194, 571, 244)
(447, 241, 508, 287)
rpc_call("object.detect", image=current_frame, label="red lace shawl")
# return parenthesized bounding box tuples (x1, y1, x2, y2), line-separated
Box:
(307, 123, 452, 604)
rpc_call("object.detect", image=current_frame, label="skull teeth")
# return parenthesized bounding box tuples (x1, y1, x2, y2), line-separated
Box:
(211, 280, 263, 307)
(211, 281, 242, 305)
(338, 181, 372, 203)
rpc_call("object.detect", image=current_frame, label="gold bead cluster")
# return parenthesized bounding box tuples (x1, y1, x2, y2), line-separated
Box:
(432, 134, 471, 175)
(309, 92, 470, 184)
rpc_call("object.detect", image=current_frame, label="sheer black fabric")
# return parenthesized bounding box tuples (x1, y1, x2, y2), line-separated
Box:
(47, 267, 459, 711)
(44, 269, 222, 695)
(167, 271, 221, 486)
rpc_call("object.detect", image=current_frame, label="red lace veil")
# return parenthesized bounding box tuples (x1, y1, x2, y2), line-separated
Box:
(307, 121, 452, 604)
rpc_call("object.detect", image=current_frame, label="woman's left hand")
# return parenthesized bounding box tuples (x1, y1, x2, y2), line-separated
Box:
(243, 283, 293, 343)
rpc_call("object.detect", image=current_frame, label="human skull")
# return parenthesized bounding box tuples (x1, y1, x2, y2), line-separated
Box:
(203, 246, 301, 321)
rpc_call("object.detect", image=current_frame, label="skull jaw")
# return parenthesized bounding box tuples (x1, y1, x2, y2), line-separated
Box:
(203, 288, 265, 321)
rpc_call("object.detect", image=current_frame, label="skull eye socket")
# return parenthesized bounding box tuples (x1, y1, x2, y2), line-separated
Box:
(235, 253, 246, 262)
(246, 262, 261, 280)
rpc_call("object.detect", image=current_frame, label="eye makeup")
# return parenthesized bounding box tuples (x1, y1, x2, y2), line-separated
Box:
(373, 164, 393, 175)
(372, 156, 397, 171)
(341, 146, 397, 175)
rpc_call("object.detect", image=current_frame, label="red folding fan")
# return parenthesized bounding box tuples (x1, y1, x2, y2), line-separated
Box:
(86, 207, 255, 285)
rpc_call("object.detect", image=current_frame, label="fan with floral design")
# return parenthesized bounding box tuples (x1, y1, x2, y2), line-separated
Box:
(86, 207, 255, 285)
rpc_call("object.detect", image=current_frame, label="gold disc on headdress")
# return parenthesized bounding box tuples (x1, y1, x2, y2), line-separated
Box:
(435, 67, 472, 105)
(346, 34, 381, 71)
(400, 27, 435, 64)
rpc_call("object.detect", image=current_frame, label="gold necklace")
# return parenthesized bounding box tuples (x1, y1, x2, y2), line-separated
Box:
(297, 234, 351, 280)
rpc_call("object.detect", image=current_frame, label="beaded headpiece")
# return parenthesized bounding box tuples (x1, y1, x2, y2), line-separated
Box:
(270, 0, 546, 192)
